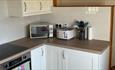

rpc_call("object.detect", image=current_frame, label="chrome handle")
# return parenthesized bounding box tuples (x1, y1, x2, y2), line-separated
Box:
(24, 2, 27, 12)
(41, 48, 44, 56)
(62, 50, 65, 59)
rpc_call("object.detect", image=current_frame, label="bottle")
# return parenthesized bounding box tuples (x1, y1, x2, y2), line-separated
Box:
(79, 27, 85, 40)
(87, 26, 93, 40)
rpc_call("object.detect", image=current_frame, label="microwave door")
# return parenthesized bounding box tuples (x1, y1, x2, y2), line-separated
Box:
(31, 26, 49, 38)
(39, 27, 49, 37)
(31, 27, 38, 37)
(40, 27, 49, 36)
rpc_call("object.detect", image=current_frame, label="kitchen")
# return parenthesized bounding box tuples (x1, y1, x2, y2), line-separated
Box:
(0, 0, 115, 70)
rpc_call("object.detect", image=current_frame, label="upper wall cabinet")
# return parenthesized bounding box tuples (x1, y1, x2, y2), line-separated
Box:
(54, 0, 115, 6)
(7, 0, 53, 17)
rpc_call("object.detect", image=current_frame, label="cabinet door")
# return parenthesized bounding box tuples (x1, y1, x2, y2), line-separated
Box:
(23, 0, 40, 15)
(7, 0, 52, 17)
(41, 0, 52, 11)
(39, 0, 52, 14)
(45, 45, 58, 70)
(23, 0, 52, 15)
(31, 46, 46, 70)
(63, 49, 93, 70)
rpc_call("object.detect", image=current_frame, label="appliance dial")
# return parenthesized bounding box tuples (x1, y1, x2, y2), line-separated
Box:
(23, 55, 27, 59)
(4, 64, 8, 68)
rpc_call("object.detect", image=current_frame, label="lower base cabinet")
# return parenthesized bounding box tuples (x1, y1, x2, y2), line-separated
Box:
(31, 46, 46, 70)
(31, 45, 109, 70)
(62, 49, 93, 70)
(31, 45, 58, 70)
(45, 45, 58, 70)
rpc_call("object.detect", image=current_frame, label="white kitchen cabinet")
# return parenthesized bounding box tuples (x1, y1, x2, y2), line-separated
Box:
(45, 45, 58, 70)
(40, 0, 53, 12)
(62, 49, 93, 70)
(31, 46, 46, 70)
(7, 0, 52, 17)
(59, 47, 109, 70)
(31, 45, 58, 70)
(31, 45, 109, 70)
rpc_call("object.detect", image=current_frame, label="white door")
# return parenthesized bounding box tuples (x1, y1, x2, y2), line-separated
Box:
(41, 0, 52, 11)
(23, 0, 40, 15)
(45, 45, 58, 70)
(38, 0, 52, 14)
(31, 46, 46, 70)
(63, 49, 93, 70)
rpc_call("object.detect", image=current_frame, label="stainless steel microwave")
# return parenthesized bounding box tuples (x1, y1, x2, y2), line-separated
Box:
(29, 22, 53, 38)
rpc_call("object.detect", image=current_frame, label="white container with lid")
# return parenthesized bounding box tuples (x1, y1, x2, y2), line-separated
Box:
(57, 28, 75, 40)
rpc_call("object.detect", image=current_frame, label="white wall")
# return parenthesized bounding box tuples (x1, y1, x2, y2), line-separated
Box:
(0, 1, 111, 46)
(0, 0, 8, 19)
(0, 0, 40, 45)
(40, 7, 111, 41)
(112, 7, 115, 67)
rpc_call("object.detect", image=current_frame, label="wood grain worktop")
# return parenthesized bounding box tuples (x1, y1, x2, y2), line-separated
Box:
(0, 37, 109, 64)
(10, 37, 109, 54)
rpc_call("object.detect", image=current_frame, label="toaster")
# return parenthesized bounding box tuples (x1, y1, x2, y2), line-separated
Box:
(57, 28, 75, 40)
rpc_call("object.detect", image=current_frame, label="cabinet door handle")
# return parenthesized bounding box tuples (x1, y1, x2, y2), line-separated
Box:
(62, 50, 65, 59)
(40, 2, 42, 10)
(41, 48, 44, 56)
(24, 2, 27, 12)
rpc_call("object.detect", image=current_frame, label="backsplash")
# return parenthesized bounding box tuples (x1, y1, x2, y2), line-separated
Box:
(40, 7, 111, 41)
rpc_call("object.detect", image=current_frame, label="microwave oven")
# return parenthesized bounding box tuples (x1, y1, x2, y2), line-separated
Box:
(29, 22, 53, 38)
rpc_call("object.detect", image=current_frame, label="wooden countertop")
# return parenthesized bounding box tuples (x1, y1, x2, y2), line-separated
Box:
(0, 37, 109, 64)
(10, 37, 109, 54)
